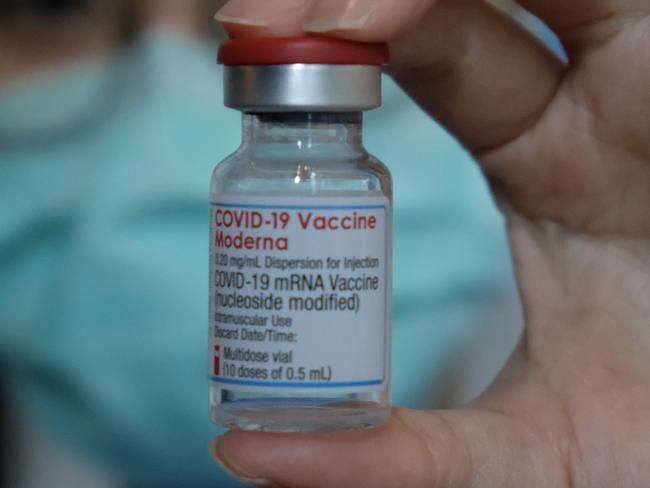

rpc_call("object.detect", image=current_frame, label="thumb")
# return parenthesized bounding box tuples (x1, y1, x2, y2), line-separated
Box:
(210, 408, 475, 487)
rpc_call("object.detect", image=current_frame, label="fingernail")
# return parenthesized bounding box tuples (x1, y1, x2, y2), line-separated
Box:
(209, 439, 273, 487)
(215, 0, 311, 27)
(304, 0, 374, 32)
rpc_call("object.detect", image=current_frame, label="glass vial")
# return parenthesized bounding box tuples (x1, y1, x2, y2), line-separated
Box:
(209, 38, 392, 432)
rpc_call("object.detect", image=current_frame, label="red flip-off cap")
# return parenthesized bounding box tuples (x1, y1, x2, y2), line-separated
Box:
(218, 36, 390, 66)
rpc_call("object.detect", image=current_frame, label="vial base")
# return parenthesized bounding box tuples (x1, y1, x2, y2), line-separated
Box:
(210, 385, 390, 432)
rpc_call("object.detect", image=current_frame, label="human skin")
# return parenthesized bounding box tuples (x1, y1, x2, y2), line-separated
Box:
(210, 0, 650, 486)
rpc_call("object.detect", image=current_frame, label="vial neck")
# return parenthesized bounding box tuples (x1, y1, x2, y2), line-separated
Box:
(242, 112, 363, 147)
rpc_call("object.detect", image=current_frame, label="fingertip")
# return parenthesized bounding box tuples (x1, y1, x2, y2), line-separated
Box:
(302, 0, 437, 42)
(210, 433, 275, 486)
(303, 12, 373, 35)
(215, 0, 313, 38)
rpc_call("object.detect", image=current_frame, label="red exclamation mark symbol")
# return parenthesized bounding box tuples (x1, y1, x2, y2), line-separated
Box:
(213, 345, 220, 376)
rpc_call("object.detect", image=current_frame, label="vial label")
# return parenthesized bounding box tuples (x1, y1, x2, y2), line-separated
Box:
(208, 195, 390, 394)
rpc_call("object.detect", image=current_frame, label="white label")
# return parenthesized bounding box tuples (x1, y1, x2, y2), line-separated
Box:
(208, 195, 390, 394)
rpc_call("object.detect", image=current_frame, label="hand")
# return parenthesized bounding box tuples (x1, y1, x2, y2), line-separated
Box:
(210, 1, 650, 486)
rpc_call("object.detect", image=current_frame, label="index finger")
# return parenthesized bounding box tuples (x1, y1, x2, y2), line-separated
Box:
(216, 0, 435, 40)
(217, 0, 649, 56)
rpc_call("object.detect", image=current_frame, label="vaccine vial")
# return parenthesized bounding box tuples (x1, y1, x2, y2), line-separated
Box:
(209, 37, 392, 431)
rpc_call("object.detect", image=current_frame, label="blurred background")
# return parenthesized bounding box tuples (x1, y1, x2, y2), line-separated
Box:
(0, 0, 563, 486)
